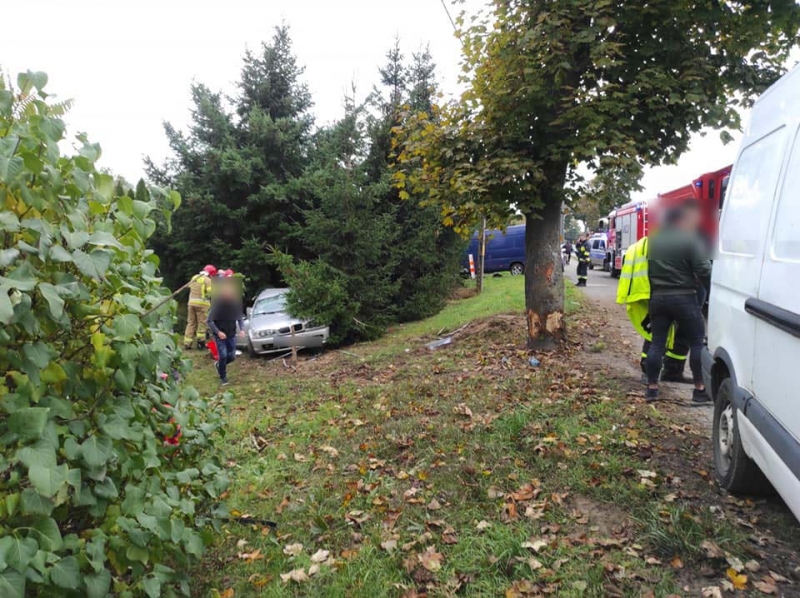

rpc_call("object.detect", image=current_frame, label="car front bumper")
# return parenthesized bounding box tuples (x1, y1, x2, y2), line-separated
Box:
(245, 326, 330, 355)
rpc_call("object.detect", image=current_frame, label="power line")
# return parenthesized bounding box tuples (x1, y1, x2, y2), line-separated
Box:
(439, 0, 458, 32)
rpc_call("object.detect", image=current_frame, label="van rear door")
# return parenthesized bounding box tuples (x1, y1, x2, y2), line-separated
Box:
(750, 127, 800, 443)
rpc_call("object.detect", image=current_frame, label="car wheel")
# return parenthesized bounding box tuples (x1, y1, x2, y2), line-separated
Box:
(247, 339, 258, 358)
(510, 262, 524, 276)
(603, 259, 610, 272)
(713, 378, 772, 495)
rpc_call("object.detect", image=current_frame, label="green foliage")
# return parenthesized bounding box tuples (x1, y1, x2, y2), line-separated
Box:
(395, 0, 800, 343)
(152, 32, 464, 343)
(0, 72, 228, 597)
(147, 25, 313, 293)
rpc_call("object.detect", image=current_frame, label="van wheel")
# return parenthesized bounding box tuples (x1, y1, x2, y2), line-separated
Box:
(713, 379, 772, 495)
(510, 263, 524, 276)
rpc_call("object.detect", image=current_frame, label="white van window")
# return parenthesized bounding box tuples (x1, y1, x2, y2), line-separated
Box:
(720, 128, 786, 256)
(771, 130, 800, 261)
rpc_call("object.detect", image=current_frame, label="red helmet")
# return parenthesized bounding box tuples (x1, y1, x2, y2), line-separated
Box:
(224, 269, 234, 277)
(203, 264, 217, 276)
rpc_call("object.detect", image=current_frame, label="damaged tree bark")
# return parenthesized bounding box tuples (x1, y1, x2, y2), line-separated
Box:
(524, 182, 567, 350)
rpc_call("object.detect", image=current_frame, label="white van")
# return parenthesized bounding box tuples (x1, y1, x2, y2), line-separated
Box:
(704, 66, 800, 521)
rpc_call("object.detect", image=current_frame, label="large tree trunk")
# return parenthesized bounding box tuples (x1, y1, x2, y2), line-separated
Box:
(524, 197, 566, 350)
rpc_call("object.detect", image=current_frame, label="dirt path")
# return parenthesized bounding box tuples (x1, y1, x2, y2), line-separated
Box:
(564, 264, 714, 430)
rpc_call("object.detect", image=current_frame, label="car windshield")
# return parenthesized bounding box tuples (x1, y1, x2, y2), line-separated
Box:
(252, 294, 287, 316)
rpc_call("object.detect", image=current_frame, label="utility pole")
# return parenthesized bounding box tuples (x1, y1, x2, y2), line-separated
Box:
(477, 215, 486, 294)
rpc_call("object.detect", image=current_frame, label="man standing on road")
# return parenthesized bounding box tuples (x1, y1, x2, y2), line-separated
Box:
(575, 233, 590, 287)
(207, 277, 244, 386)
(645, 201, 712, 404)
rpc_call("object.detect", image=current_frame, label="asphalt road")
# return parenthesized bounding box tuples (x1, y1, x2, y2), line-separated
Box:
(563, 261, 619, 305)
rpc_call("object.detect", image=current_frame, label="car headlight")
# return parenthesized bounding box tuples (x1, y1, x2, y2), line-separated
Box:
(257, 330, 277, 338)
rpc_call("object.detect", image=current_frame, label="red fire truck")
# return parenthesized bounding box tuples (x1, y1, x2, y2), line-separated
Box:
(607, 165, 732, 277)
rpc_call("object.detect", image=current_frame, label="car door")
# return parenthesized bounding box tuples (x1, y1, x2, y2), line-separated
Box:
(712, 125, 788, 392)
(751, 125, 800, 443)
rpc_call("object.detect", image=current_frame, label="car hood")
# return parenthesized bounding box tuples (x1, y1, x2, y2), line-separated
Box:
(247, 311, 297, 331)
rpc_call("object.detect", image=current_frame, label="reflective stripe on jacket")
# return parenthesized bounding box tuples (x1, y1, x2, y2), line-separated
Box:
(616, 238, 649, 305)
(616, 238, 682, 359)
(188, 274, 211, 307)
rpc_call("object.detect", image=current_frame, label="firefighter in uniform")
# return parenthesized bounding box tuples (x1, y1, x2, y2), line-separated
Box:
(575, 233, 591, 287)
(616, 237, 690, 382)
(183, 265, 216, 350)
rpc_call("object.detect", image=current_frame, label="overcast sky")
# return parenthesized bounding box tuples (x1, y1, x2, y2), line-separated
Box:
(0, 0, 783, 203)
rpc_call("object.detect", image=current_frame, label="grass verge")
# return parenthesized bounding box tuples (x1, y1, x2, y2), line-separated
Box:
(187, 277, 793, 597)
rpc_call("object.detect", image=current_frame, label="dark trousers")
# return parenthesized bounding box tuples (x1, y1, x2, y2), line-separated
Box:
(576, 261, 588, 281)
(215, 335, 237, 381)
(646, 294, 705, 385)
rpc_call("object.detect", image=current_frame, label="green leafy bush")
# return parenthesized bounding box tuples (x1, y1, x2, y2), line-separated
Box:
(0, 72, 228, 597)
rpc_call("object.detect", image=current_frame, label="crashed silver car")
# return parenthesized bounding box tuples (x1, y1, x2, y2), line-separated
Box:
(237, 288, 330, 356)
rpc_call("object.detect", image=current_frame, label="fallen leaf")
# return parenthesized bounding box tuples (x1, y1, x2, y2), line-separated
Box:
(645, 557, 662, 566)
(727, 568, 748, 590)
(476, 520, 492, 531)
(670, 556, 684, 569)
(320, 445, 339, 458)
(283, 543, 303, 557)
(293, 453, 307, 462)
(417, 546, 444, 572)
(701, 540, 724, 559)
(442, 526, 458, 545)
(280, 569, 309, 583)
(506, 579, 539, 597)
(237, 548, 263, 563)
(510, 483, 538, 501)
(745, 560, 761, 573)
(217, 590, 235, 598)
(521, 539, 549, 553)
(454, 403, 473, 417)
(573, 580, 588, 592)
(528, 557, 544, 570)
(701, 587, 722, 598)
(753, 580, 778, 595)
(427, 498, 442, 511)
(727, 556, 745, 572)
(346, 510, 371, 525)
(381, 539, 398, 553)
(310, 549, 331, 563)
(769, 571, 788, 583)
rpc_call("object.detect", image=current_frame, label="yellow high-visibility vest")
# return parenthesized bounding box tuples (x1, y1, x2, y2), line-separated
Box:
(616, 238, 684, 360)
(616, 238, 650, 305)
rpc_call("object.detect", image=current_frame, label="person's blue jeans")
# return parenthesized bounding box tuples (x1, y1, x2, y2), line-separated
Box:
(646, 294, 706, 385)
(215, 335, 237, 382)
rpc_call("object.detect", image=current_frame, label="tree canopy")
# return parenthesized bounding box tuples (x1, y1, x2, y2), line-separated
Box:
(149, 28, 464, 343)
(396, 0, 800, 347)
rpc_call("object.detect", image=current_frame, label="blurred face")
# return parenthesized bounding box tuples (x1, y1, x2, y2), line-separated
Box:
(679, 206, 701, 232)
(217, 279, 237, 299)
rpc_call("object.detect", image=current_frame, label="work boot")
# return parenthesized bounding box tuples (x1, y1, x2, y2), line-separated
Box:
(691, 388, 712, 406)
(645, 388, 659, 403)
(661, 357, 690, 383)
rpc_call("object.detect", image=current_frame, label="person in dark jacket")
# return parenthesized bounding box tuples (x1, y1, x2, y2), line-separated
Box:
(207, 278, 244, 385)
(645, 201, 712, 404)
(574, 233, 590, 287)
(563, 240, 573, 264)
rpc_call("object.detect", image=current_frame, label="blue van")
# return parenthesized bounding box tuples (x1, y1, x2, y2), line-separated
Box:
(462, 224, 526, 275)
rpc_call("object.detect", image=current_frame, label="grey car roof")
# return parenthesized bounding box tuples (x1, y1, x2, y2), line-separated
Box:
(255, 288, 289, 301)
